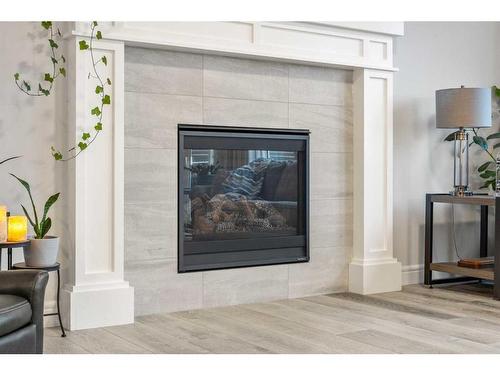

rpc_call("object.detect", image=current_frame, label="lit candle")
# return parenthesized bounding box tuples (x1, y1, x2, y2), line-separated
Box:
(7, 216, 28, 242)
(0, 206, 6, 243)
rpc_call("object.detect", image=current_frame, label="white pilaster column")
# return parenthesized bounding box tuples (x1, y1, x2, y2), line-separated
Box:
(61, 35, 134, 330)
(349, 68, 402, 295)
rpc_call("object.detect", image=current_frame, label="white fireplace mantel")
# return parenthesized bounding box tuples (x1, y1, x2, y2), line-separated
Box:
(63, 21, 403, 330)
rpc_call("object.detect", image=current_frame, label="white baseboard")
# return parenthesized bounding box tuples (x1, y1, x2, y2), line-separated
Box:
(402, 264, 424, 286)
(62, 282, 134, 330)
(349, 258, 402, 294)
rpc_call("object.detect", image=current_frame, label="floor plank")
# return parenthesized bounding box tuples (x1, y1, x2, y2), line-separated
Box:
(43, 284, 500, 354)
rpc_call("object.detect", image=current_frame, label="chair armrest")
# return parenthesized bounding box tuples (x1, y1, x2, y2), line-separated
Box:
(0, 270, 49, 303)
(0, 270, 49, 353)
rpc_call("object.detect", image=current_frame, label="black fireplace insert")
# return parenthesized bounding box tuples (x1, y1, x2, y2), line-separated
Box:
(178, 124, 309, 272)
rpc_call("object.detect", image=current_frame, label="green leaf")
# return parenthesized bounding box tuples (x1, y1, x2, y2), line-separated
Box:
(51, 57, 58, 64)
(20, 204, 36, 232)
(38, 83, 49, 96)
(40, 217, 52, 239)
(14, 73, 19, 80)
(92, 21, 98, 27)
(23, 81, 31, 91)
(51, 147, 62, 160)
(41, 21, 52, 30)
(10, 173, 39, 230)
(78, 142, 88, 151)
(79, 40, 89, 50)
(95, 122, 103, 131)
(494, 86, 500, 98)
(0, 155, 21, 165)
(478, 161, 492, 172)
(41, 193, 59, 225)
(57, 28, 62, 37)
(95, 85, 103, 94)
(44, 73, 53, 83)
(480, 179, 496, 190)
(444, 131, 459, 142)
(102, 95, 111, 105)
(91, 106, 101, 116)
(96, 30, 102, 40)
(106, 78, 112, 85)
(101, 56, 107, 66)
(61, 55, 66, 63)
(480, 170, 496, 179)
(82, 132, 91, 140)
(487, 132, 500, 140)
(59, 67, 66, 77)
(48, 39, 58, 49)
(473, 135, 488, 151)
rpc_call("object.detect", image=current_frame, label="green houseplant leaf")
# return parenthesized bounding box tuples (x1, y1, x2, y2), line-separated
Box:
(10, 173, 39, 230)
(473, 135, 488, 150)
(40, 217, 52, 239)
(10, 174, 60, 239)
(478, 161, 492, 172)
(20, 204, 38, 238)
(487, 132, 500, 140)
(41, 193, 60, 225)
(0, 156, 21, 165)
(444, 131, 459, 141)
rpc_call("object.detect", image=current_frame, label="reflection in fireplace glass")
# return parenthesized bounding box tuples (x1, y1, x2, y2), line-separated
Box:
(184, 149, 299, 241)
(178, 125, 309, 272)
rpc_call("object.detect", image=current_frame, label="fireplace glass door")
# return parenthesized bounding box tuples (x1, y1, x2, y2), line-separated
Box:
(178, 125, 309, 272)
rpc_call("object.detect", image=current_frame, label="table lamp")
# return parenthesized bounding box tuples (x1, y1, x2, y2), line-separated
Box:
(436, 86, 492, 196)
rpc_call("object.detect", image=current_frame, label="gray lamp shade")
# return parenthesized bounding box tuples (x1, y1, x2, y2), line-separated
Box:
(435, 87, 492, 128)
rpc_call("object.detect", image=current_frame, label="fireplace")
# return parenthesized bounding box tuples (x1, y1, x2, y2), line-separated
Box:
(178, 124, 310, 272)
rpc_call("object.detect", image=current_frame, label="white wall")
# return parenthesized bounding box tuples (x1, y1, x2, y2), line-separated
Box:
(0, 22, 69, 321)
(394, 22, 500, 284)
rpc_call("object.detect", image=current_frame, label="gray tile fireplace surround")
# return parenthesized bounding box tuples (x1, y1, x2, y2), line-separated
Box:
(124, 46, 353, 316)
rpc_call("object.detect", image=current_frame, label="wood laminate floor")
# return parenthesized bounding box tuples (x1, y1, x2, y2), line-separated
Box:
(44, 283, 500, 354)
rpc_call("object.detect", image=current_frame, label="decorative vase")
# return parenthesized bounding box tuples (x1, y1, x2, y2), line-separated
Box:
(24, 236, 59, 267)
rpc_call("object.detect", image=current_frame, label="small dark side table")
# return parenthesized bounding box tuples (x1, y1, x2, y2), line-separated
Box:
(0, 240, 30, 270)
(12, 262, 66, 337)
(425, 193, 500, 299)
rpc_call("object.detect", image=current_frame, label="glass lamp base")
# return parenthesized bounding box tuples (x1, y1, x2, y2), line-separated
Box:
(450, 186, 473, 197)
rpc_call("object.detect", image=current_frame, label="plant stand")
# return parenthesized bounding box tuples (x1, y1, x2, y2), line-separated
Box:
(0, 240, 30, 270)
(12, 262, 66, 337)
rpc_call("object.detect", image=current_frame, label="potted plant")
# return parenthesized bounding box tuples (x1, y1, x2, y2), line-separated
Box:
(10, 174, 60, 267)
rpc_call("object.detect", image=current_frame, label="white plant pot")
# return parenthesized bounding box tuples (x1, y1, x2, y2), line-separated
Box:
(24, 236, 59, 267)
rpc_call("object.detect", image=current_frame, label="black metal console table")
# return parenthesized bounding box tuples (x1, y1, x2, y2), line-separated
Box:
(425, 193, 500, 299)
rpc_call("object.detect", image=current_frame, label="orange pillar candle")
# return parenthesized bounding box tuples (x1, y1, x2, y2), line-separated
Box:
(0, 206, 6, 242)
(7, 216, 28, 242)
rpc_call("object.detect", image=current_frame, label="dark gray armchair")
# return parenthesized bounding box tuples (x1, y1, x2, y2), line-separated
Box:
(0, 270, 49, 354)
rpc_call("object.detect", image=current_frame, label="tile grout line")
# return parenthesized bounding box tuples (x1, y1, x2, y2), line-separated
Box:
(201, 54, 205, 124)
(287, 62, 291, 129)
(124, 89, 353, 109)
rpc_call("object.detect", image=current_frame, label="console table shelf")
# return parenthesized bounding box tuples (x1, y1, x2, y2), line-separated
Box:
(425, 193, 500, 299)
(429, 262, 494, 281)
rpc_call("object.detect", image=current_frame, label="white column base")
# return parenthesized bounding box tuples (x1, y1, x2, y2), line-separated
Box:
(348, 258, 402, 295)
(62, 282, 134, 330)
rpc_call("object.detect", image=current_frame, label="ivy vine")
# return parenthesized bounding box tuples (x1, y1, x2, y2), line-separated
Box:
(51, 21, 111, 161)
(14, 21, 65, 97)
